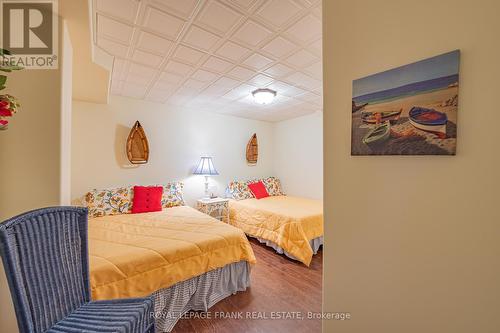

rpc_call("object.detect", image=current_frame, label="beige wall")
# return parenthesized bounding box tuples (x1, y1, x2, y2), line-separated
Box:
(71, 96, 275, 206)
(60, 0, 111, 103)
(323, 0, 500, 332)
(273, 112, 323, 199)
(0, 71, 62, 219)
(0, 81, 64, 215)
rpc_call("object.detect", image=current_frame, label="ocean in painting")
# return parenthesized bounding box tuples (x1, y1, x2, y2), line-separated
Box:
(353, 74, 459, 105)
(351, 50, 460, 156)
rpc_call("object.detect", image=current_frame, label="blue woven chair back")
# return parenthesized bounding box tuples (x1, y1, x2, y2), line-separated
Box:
(0, 207, 90, 333)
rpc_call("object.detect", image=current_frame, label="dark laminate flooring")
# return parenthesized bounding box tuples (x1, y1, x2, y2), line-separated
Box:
(172, 238, 323, 333)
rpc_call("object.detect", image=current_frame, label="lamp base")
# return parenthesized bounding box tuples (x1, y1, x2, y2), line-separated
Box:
(204, 176, 210, 199)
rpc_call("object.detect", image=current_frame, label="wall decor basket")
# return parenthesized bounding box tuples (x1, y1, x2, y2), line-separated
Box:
(246, 133, 258, 165)
(126, 121, 149, 164)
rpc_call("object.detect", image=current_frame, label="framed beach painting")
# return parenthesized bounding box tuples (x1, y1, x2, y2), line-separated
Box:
(351, 50, 460, 155)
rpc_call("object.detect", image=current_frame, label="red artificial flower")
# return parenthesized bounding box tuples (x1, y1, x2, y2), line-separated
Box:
(0, 119, 8, 126)
(0, 101, 8, 108)
(0, 108, 12, 117)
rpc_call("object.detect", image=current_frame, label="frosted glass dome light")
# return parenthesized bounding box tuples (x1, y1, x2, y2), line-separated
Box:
(252, 88, 277, 105)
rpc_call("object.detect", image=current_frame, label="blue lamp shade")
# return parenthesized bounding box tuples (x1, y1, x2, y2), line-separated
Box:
(193, 157, 219, 175)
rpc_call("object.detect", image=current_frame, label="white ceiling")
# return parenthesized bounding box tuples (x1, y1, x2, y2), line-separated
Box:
(93, 0, 323, 122)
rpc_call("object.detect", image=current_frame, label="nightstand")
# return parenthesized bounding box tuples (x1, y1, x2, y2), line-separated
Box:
(196, 198, 230, 223)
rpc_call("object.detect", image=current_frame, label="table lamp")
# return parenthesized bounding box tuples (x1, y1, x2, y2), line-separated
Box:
(193, 156, 219, 198)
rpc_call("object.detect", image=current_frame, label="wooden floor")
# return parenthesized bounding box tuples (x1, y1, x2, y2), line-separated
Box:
(172, 238, 323, 333)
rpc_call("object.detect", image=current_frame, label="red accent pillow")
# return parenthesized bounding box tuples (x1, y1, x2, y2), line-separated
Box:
(248, 181, 269, 199)
(132, 186, 163, 214)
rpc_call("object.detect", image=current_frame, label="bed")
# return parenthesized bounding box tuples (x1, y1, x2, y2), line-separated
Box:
(88, 205, 256, 332)
(228, 195, 323, 266)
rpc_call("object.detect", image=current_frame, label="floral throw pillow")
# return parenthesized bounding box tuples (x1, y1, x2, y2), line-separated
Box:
(261, 177, 285, 196)
(227, 180, 253, 200)
(160, 182, 185, 208)
(85, 187, 132, 218)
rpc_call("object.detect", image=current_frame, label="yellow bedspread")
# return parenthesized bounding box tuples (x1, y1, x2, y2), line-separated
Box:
(229, 196, 323, 266)
(88, 206, 256, 300)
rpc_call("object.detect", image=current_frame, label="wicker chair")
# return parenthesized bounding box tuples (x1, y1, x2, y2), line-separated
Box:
(0, 207, 154, 333)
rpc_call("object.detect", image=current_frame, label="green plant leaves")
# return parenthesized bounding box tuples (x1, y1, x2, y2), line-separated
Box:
(0, 65, 23, 72)
(0, 48, 23, 73)
(0, 75, 6, 91)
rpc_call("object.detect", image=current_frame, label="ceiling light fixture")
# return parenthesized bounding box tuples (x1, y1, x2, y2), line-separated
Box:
(252, 88, 277, 105)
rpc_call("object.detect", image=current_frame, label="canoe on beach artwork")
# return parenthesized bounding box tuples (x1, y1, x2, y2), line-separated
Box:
(351, 50, 460, 155)
(352, 101, 368, 113)
(362, 122, 391, 146)
(361, 109, 402, 124)
(408, 107, 448, 139)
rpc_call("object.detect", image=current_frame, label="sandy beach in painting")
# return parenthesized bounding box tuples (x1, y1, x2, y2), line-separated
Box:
(352, 86, 458, 155)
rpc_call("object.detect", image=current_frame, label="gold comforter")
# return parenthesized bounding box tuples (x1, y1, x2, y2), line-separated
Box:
(88, 206, 256, 300)
(229, 196, 323, 266)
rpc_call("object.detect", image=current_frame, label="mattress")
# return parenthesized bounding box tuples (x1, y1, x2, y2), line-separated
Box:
(229, 196, 323, 266)
(88, 206, 256, 300)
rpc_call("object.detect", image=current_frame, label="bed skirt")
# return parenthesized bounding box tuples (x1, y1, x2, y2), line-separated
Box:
(255, 236, 323, 261)
(151, 261, 250, 332)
